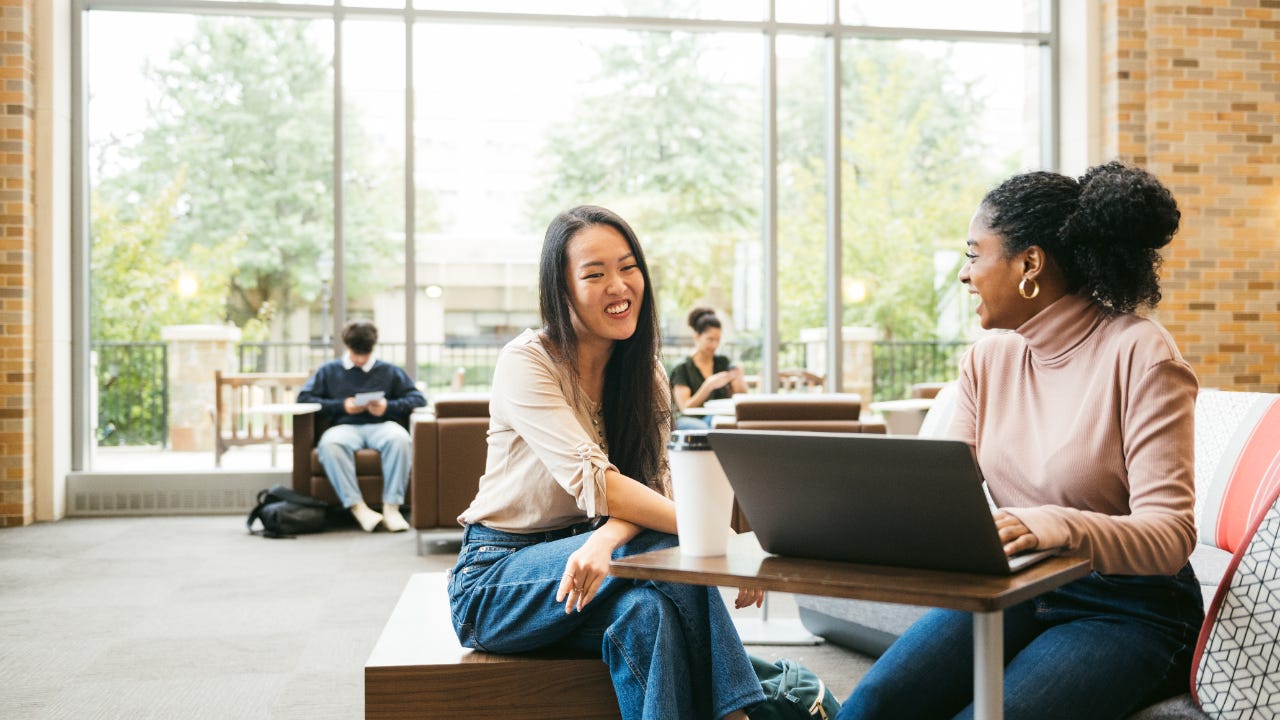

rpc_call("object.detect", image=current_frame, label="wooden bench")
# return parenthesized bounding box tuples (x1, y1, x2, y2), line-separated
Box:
(365, 572, 621, 720)
(211, 370, 311, 467)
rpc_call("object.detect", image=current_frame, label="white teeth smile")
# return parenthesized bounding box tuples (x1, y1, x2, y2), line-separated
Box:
(606, 301, 630, 315)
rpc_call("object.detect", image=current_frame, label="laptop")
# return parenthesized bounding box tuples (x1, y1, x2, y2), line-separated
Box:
(707, 430, 1058, 575)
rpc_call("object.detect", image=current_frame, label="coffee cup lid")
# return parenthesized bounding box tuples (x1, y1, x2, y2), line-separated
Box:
(668, 429, 713, 451)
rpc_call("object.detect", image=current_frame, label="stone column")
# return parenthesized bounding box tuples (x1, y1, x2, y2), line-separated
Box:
(161, 325, 241, 452)
(798, 326, 878, 402)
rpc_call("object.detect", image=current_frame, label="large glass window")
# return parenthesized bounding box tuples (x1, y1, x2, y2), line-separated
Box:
(841, 0, 1042, 32)
(838, 38, 1042, 399)
(412, 0, 765, 20)
(412, 23, 762, 389)
(79, 2, 1052, 473)
(87, 12, 334, 469)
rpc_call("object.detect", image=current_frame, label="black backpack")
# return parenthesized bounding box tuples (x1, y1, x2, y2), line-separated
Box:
(247, 484, 330, 539)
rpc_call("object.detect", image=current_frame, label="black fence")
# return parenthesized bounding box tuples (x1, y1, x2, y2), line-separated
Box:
(872, 340, 968, 402)
(92, 337, 969, 446)
(94, 342, 168, 447)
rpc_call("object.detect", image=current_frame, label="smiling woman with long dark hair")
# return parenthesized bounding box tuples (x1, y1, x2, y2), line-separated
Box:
(448, 205, 765, 720)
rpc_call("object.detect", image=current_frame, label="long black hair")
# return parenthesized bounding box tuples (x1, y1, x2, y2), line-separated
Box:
(980, 160, 1180, 313)
(539, 205, 669, 491)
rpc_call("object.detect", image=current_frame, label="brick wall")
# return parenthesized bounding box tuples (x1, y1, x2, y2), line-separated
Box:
(1102, 0, 1280, 393)
(0, 0, 33, 527)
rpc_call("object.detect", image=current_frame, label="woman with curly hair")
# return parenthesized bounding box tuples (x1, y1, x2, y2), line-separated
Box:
(839, 162, 1203, 719)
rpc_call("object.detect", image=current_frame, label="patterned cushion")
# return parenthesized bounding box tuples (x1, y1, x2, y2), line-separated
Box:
(1192, 482, 1280, 717)
(1194, 390, 1280, 553)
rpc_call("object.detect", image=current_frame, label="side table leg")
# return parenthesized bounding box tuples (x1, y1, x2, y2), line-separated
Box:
(973, 610, 1003, 720)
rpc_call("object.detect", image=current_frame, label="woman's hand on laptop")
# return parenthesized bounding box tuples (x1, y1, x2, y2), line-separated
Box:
(994, 510, 1040, 557)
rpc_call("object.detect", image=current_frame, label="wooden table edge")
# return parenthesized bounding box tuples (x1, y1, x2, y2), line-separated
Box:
(609, 538, 1091, 614)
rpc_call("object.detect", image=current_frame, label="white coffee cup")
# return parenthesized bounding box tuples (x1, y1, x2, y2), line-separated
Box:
(668, 429, 734, 557)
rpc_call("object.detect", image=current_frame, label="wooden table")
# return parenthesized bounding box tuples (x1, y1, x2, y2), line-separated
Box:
(243, 402, 321, 466)
(610, 532, 1090, 720)
(680, 398, 736, 417)
(680, 398, 738, 428)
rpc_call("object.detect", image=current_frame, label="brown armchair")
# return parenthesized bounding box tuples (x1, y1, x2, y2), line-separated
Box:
(290, 409, 412, 506)
(410, 395, 491, 545)
(729, 393, 886, 434)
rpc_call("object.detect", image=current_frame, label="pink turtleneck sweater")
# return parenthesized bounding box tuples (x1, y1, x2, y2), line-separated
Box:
(951, 293, 1198, 576)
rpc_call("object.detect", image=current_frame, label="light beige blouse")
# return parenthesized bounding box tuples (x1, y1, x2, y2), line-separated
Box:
(458, 329, 669, 534)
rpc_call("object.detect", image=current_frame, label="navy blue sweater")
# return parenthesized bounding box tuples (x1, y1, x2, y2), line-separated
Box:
(297, 359, 427, 427)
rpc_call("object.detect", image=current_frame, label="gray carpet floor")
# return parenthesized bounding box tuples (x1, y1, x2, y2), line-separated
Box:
(0, 515, 873, 719)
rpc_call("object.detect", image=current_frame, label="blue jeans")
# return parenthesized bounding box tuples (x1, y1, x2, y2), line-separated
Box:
(676, 414, 714, 430)
(448, 523, 766, 720)
(315, 421, 412, 507)
(838, 564, 1204, 720)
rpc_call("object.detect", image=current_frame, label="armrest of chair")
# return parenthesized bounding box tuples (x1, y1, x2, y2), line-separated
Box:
(735, 420, 882, 433)
(734, 393, 864, 422)
(412, 417, 441, 530)
(433, 395, 491, 418)
(292, 411, 318, 494)
(435, 418, 490, 526)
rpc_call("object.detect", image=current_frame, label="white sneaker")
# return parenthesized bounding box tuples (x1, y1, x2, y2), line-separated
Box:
(382, 505, 410, 533)
(351, 503, 383, 533)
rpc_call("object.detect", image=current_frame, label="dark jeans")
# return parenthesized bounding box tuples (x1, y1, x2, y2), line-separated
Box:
(838, 564, 1204, 720)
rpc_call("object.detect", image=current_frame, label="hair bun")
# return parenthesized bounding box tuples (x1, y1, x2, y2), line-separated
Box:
(687, 307, 716, 330)
(1071, 161, 1180, 251)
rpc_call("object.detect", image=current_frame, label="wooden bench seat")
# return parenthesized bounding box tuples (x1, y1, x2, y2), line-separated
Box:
(365, 572, 622, 720)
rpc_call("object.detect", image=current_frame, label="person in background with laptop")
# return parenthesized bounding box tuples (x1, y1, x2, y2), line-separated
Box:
(448, 206, 767, 720)
(840, 162, 1202, 720)
(297, 319, 426, 533)
(670, 306, 748, 429)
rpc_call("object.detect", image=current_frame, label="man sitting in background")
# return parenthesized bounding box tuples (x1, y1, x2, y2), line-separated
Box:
(298, 320, 426, 532)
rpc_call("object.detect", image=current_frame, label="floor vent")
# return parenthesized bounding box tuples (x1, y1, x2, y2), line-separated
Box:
(67, 472, 286, 516)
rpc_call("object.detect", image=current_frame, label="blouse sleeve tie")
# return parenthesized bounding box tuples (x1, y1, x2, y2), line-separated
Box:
(573, 443, 615, 518)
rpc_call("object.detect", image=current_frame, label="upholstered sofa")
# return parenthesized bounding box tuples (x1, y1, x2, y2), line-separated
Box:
(794, 386, 1280, 719)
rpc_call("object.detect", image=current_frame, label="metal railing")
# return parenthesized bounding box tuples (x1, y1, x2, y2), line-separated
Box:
(93, 342, 168, 447)
(872, 340, 968, 402)
(92, 337, 969, 445)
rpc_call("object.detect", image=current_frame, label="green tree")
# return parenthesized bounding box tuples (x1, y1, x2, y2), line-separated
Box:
(90, 181, 242, 445)
(527, 30, 759, 329)
(530, 34, 1011, 349)
(778, 42, 1008, 342)
(91, 180, 240, 342)
(96, 17, 402, 336)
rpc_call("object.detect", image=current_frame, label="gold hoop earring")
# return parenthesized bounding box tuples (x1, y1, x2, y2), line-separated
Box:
(1018, 277, 1040, 300)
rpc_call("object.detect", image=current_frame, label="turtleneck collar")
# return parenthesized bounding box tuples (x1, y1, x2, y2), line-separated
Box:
(1015, 293, 1107, 364)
